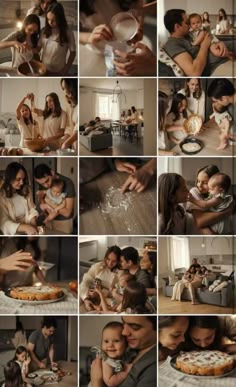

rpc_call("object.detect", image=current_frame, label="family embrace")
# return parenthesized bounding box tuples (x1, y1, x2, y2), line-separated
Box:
(0, 162, 75, 235)
(158, 164, 234, 235)
(161, 9, 235, 76)
(88, 316, 157, 387)
(79, 246, 157, 314)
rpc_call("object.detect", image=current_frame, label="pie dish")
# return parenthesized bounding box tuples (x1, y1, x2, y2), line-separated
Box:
(27, 372, 37, 379)
(184, 114, 203, 135)
(7, 285, 63, 302)
(171, 351, 235, 378)
(179, 137, 203, 155)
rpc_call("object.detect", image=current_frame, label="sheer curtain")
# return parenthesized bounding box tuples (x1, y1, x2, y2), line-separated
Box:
(169, 237, 190, 271)
(95, 93, 120, 120)
(157, 157, 182, 177)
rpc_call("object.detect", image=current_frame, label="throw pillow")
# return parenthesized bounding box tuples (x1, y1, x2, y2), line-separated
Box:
(213, 281, 228, 293)
(159, 48, 185, 77)
(168, 273, 178, 286)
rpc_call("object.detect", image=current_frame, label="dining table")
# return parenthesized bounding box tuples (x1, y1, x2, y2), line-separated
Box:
(80, 168, 157, 235)
(159, 356, 236, 387)
(25, 361, 78, 386)
(0, 281, 78, 315)
(171, 120, 236, 156)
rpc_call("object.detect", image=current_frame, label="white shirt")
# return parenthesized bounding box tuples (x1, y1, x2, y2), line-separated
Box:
(11, 194, 26, 220)
(39, 28, 76, 72)
(1, 31, 33, 67)
(17, 116, 40, 147)
(37, 110, 67, 138)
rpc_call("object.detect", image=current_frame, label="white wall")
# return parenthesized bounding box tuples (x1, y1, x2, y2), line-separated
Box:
(0, 78, 68, 113)
(68, 317, 77, 361)
(143, 79, 157, 155)
(79, 87, 143, 124)
(80, 316, 121, 347)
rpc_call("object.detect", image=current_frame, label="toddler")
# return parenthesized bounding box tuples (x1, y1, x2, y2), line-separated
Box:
(188, 173, 233, 234)
(210, 104, 233, 150)
(109, 272, 135, 307)
(89, 322, 132, 387)
(188, 13, 234, 60)
(41, 178, 66, 223)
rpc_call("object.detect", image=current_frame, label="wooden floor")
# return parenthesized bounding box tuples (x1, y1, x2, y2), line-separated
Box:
(79, 134, 143, 156)
(158, 290, 234, 315)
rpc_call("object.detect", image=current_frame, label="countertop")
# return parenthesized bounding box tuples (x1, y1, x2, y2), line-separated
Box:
(80, 169, 157, 235)
(171, 120, 236, 156)
(26, 361, 77, 387)
(0, 281, 78, 315)
(159, 356, 236, 387)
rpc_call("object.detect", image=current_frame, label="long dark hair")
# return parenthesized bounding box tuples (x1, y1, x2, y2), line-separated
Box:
(1, 162, 30, 198)
(218, 8, 227, 21)
(158, 173, 185, 235)
(44, 2, 69, 44)
(169, 93, 188, 121)
(121, 281, 149, 313)
(21, 104, 35, 126)
(13, 346, 28, 361)
(104, 245, 121, 271)
(32, 0, 58, 16)
(17, 14, 40, 48)
(202, 12, 210, 23)
(159, 91, 169, 133)
(61, 78, 78, 106)
(144, 251, 157, 287)
(43, 92, 62, 119)
(16, 237, 41, 260)
(4, 361, 23, 387)
(80, 0, 139, 15)
(185, 78, 202, 100)
(186, 316, 223, 350)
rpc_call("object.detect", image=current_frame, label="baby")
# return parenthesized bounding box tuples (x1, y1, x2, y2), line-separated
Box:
(188, 13, 234, 60)
(210, 104, 233, 150)
(89, 322, 132, 387)
(42, 178, 66, 223)
(188, 173, 233, 234)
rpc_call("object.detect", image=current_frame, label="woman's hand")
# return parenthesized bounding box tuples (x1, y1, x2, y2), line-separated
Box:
(90, 355, 103, 387)
(115, 160, 136, 174)
(0, 250, 33, 272)
(17, 224, 38, 235)
(114, 42, 156, 76)
(121, 159, 156, 193)
(87, 24, 113, 44)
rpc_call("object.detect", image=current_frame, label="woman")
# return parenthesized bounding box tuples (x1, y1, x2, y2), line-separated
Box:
(60, 78, 78, 150)
(178, 78, 205, 121)
(0, 163, 38, 235)
(27, 0, 58, 29)
(140, 250, 157, 294)
(202, 12, 211, 31)
(0, 14, 40, 68)
(80, 245, 121, 311)
(158, 172, 234, 235)
(32, 92, 66, 149)
(217, 8, 230, 34)
(39, 3, 76, 75)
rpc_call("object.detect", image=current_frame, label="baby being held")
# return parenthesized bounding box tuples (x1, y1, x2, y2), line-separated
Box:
(188, 13, 234, 61)
(188, 173, 233, 234)
(89, 322, 132, 387)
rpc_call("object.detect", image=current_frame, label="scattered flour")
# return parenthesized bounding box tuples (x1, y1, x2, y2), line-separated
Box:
(98, 186, 134, 214)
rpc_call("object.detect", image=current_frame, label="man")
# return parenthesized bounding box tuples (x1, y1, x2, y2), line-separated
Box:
(207, 78, 236, 141)
(163, 9, 233, 76)
(91, 316, 157, 387)
(34, 164, 75, 234)
(191, 258, 201, 270)
(120, 247, 152, 288)
(28, 317, 57, 371)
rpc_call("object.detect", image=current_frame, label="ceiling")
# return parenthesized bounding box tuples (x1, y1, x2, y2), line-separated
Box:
(80, 78, 144, 90)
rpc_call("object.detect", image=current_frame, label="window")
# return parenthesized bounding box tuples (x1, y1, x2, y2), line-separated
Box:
(96, 93, 120, 120)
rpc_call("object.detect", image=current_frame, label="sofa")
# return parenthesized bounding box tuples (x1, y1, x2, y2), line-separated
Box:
(79, 128, 112, 152)
(162, 275, 233, 307)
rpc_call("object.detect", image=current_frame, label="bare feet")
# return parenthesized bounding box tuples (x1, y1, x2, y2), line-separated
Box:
(216, 141, 228, 150)
(191, 301, 200, 305)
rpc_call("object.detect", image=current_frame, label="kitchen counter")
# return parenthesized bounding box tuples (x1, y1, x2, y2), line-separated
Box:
(159, 356, 236, 387)
(26, 361, 77, 387)
(171, 120, 236, 156)
(0, 281, 78, 315)
(80, 169, 157, 235)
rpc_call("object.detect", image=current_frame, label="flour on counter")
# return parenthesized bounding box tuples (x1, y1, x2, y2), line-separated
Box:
(98, 186, 134, 214)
